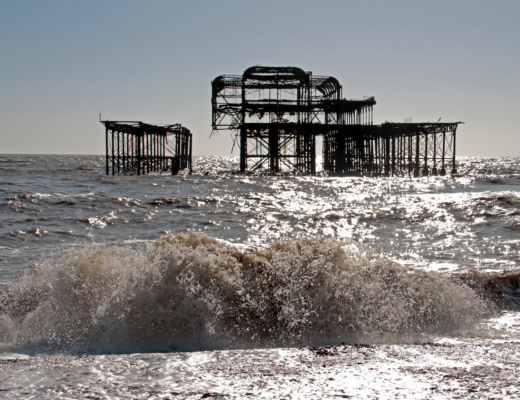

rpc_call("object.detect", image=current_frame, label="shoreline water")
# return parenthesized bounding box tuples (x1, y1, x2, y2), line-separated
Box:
(1, 336, 519, 398)
(0, 155, 519, 398)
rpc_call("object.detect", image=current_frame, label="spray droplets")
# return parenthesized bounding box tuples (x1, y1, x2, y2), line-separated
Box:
(0, 233, 491, 353)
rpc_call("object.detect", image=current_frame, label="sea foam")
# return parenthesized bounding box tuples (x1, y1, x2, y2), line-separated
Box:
(0, 233, 491, 353)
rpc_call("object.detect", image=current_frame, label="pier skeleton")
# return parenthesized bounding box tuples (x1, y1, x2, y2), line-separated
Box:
(102, 120, 192, 176)
(211, 66, 460, 176)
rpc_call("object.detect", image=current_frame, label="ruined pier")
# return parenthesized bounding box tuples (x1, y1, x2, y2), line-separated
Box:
(102, 120, 192, 175)
(211, 66, 460, 176)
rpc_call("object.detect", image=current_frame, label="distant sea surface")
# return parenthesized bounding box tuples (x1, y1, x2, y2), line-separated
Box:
(0, 154, 519, 398)
(1, 155, 519, 277)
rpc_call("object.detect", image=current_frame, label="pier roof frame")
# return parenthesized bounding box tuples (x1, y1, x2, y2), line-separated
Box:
(211, 66, 376, 133)
(101, 120, 191, 137)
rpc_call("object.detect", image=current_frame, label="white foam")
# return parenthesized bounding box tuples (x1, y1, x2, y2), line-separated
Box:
(0, 233, 491, 354)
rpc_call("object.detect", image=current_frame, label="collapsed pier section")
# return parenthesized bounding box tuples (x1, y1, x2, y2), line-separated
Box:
(102, 120, 192, 175)
(325, 122, 459, 177)
(211, 66, 461, 176)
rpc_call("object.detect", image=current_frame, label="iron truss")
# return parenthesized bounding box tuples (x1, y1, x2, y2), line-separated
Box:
(211, 66, 461, 176)
(102, 120, 192, 176)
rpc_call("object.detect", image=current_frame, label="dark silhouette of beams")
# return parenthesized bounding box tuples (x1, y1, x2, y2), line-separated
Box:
(212, 66, 461, 176)
(102, 120, 192, 176)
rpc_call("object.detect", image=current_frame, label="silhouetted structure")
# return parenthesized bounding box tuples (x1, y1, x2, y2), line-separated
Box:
(102, 120, 192, 175)
(212, 66, 460, 176)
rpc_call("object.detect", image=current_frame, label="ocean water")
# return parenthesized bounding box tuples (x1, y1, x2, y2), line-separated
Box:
(0, 154, 519, 398)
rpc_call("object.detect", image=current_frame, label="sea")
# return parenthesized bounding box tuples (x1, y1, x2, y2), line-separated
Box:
(0, 154, 519, 399)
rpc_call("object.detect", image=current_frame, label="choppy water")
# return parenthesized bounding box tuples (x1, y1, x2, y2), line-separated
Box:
(0, 154, 519, 398)
(2, 155, 519, 276)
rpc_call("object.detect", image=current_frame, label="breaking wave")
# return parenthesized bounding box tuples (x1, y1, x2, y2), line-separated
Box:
(0, 234, 492, 353)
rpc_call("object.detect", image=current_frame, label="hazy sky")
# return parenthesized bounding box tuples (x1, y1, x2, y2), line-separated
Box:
(1, 0, 518, 156)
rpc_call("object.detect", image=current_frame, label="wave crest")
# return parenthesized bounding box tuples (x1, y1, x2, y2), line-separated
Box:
(0, 233, 491, 353)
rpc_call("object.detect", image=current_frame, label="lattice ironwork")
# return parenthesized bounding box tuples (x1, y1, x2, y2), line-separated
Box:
(212, 66, 375, 174)
(102, 120, 192, 176)
(211, 66, 461, 176)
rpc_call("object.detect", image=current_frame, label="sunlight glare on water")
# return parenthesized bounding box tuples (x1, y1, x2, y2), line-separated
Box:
(0, 155, 520, 399)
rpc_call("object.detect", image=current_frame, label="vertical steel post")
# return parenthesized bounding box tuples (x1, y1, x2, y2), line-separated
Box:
(432, 133, 438, 175)
(116, 131, 120, 173)
(155, 134, 158, 172)
(105, 126, 109, 175)
(147, 133, 150, 174)
(269, 126, 277, 173)
(408, 134, 412, 176)
(414, 132, 420, 177)
(162, 135, 165, 171)
(423, 132, 428, 176)
(392, 135, 396, 176)
(385, 135, 390, 176)
(189, 134, 193, 175)
(451, 128, 457, 175)
(124, 133, 128, 171)
(131, 134, 134, 172)
(441, 131, 446, 176)
(311, 133, 316, 174)
(111, 130, 115, 175)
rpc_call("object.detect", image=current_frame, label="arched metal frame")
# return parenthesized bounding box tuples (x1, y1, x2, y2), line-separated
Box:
(212, 66, 461, 176)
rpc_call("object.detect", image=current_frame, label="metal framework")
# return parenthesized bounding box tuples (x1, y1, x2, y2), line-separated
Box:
(325, 122, 458, 177)
(212, 66, 460, 176)
(102, 120, 192, 175)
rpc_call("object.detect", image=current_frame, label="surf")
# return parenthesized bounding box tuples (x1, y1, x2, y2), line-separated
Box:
(0, 233, 497, 354)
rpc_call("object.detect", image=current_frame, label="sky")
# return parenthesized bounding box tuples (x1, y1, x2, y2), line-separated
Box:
(0, 0, 518, 156)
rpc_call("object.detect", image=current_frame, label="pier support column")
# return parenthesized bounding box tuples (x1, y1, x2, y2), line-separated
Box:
(414, 133, 420, 177)
(385, 136, 390, 176)
(240, 128, 247, 172)
(105, 127, 109, 175)
(440, 131, 446, 176)
(422, 133, 429, 176)
(451, 129, 457, 175)
(391, 135, 396, 176)
(269, 127, 279, 173)
(432, 133, 438, 176)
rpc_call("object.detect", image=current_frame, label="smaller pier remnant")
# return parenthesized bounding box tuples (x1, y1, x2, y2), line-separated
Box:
(102, 120, 192, 175)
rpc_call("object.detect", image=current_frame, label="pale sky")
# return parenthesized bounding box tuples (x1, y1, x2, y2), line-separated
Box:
(1, 0, 518, 156)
